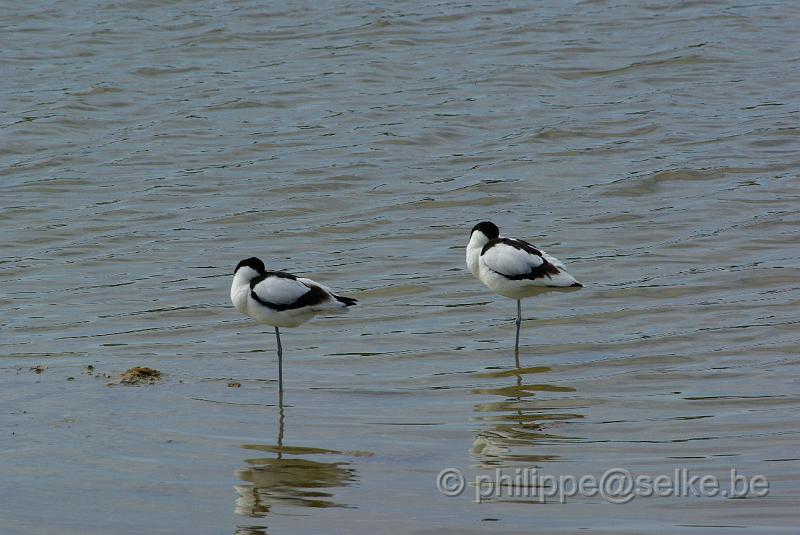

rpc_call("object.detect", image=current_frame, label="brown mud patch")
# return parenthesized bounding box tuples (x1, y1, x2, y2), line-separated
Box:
(120, 367, 162, 385)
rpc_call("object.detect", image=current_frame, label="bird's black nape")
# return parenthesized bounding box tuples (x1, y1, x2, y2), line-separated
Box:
(235, 257, 266, 275)
(471, 221, 500, 239)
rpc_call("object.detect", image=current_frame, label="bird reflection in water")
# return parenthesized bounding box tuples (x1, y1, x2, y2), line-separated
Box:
(234, 402, 357, 520)
(471, 364, 583, 471)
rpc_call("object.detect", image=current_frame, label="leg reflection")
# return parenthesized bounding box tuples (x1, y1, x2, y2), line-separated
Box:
(234, 398, 358, 518)
(472, 363, 583, 471)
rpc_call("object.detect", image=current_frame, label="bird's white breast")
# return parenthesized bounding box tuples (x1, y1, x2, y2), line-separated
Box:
(230, 267, 258, 315)
(466, 232, 488, 277)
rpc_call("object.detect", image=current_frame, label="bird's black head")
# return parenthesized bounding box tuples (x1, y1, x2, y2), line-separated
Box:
(471, 221, 499, 240)
(234, 257, 266, 275)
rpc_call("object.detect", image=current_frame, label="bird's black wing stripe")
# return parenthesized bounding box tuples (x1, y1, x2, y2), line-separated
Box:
(481, 237, 543, 257)
(262, 270, 298, 280)
(251, 284, 328, 311)
(498, 262, 560, 281)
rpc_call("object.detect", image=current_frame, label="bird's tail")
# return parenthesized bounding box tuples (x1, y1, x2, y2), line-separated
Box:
(334, 294, 358, 306)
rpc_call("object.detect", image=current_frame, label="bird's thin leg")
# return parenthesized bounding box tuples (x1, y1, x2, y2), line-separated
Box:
(514, 300, 522, 366)
(276, 393, 285, 458)
(275, 326, 284, 403)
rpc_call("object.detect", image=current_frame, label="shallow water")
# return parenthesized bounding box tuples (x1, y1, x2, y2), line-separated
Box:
(1, 1, 799, 533)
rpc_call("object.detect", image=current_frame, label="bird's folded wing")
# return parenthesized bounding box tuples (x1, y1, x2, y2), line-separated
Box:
(541, 250, 567, 271)
(297, 277, 333, 296)
(251, 275, 312, 306)
(481, 240, 549, 278)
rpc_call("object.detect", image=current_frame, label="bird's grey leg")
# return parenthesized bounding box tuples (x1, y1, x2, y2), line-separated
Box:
(275, 326, 283, 403)
(514, 300, 521, 366)
(276, 393, 285, 458)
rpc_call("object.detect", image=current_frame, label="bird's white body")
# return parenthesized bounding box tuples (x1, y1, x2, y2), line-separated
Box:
(466, 230, 580, 299)
(231, 264, 352, 329)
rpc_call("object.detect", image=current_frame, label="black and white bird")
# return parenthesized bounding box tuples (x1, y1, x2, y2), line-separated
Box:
(230, 257, 357, 400)
(466, 222, 582, 360)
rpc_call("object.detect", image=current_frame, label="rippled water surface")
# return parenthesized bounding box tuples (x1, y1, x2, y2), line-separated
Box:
(2, 1, 799, 533)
